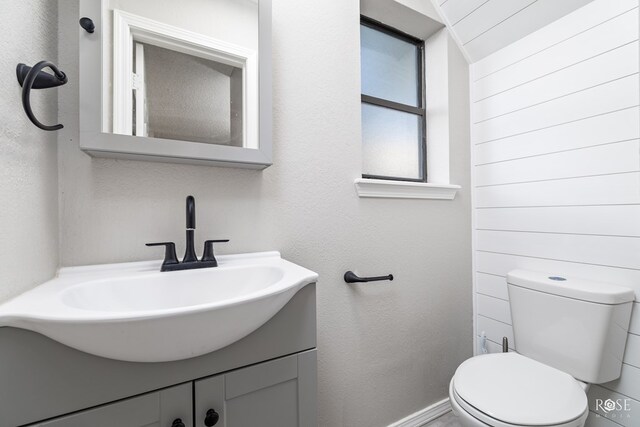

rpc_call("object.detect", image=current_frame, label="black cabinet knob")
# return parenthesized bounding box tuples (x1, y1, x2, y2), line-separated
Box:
(204, 408, 220, 426)
(79, 17, 95, 33)
(172, 419, 185, 427)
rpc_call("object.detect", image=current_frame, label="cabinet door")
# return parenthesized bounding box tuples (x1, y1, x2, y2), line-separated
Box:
(29, 383, 192, 427)
(195, 350, 317, 427)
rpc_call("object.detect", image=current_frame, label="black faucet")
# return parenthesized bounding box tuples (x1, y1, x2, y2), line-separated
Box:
(146, 196, 229, 272)
(184, 195, 198, 263)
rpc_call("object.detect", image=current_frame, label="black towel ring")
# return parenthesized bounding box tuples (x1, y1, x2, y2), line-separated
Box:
(16, 61, 68, 131)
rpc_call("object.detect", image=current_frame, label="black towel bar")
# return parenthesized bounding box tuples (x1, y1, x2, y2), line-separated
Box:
(344, 271, 394, 283)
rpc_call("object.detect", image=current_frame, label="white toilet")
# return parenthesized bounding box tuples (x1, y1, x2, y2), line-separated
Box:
(449, 270, 635, 427)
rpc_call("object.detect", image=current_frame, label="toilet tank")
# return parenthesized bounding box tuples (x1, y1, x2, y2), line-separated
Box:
(507, 270, 635, 384)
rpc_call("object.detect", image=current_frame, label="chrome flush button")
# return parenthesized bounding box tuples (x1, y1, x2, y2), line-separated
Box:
(548, 276, 567, 281)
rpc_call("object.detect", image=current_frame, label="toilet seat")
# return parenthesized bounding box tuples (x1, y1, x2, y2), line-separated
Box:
(451, 353, 588, 427)
(451, 385, 587, 427)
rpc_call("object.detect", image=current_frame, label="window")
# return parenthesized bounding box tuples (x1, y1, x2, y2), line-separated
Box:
(360, 17, 426, 182)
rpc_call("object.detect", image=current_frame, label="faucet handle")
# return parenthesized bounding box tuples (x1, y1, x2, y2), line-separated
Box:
(202, 240, 229, 265)
(146, 242, 179, 268)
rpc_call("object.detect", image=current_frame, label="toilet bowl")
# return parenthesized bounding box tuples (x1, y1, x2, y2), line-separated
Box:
(448, 271, 635, 427)
(448, 352, 588, 427)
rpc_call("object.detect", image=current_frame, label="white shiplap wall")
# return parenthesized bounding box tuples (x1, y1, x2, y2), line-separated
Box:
(470, 1, 640, 425)
(434, 0, 595, 62)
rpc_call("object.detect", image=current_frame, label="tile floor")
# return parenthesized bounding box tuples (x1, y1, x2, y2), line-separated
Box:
(425, 411, 462, 427)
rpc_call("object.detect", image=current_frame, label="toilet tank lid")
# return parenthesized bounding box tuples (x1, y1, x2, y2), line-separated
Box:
(507, 270, 635, 304)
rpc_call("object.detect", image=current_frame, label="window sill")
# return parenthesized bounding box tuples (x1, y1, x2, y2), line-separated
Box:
(354, 178, 460, 200)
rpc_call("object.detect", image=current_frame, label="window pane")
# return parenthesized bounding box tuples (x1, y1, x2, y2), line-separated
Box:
(360, 24, 419, 107)
(362, 103, 422, 179)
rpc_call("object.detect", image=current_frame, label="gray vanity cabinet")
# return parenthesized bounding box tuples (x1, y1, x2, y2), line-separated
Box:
(195, 350, 317, 427)
(28, 383, 192, 427)
(25, 351, 317, 427)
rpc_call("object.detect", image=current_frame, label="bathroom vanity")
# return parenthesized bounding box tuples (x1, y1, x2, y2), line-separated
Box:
(0, 254, 317, 427)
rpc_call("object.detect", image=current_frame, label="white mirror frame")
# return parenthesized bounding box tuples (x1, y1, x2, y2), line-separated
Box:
(79, 0, 272, 169)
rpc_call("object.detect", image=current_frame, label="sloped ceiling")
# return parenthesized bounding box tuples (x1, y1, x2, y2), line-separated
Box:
(431, 0, 596, 62)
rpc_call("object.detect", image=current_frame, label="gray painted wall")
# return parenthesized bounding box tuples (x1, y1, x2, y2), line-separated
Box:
(60, 0, 472, 426)
(0, 0, 59, 303)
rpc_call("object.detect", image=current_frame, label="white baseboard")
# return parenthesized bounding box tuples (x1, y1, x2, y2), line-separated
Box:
(387, 398, 452, 427)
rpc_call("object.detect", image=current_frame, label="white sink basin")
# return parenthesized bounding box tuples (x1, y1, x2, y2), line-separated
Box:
(0, 252, 317, 362)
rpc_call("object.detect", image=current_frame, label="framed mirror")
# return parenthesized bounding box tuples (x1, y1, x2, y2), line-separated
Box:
(79, 0, 272, 169)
